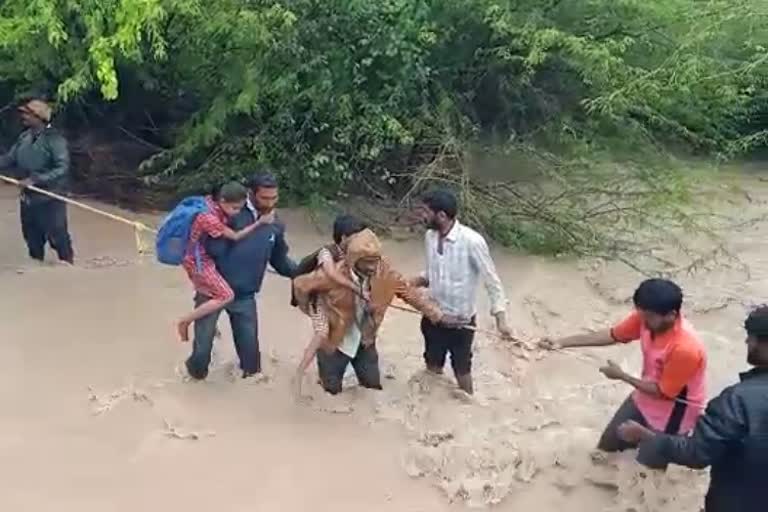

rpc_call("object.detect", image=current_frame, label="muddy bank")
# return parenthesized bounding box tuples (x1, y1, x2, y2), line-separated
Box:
(1, 176, 764, 511)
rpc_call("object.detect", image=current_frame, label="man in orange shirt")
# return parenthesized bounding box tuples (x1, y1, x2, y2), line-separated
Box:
(541, 278, 707, 452)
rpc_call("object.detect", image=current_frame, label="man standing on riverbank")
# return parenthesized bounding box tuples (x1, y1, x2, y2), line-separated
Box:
(0, 96, 74, 264)
(542, 278, 707, 452)
(618, 306, 768, 512)
(411, 189, 514, 395)
(184, 174, 295, 379)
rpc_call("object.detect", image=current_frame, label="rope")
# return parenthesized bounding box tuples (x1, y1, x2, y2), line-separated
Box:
(1, 174, 705, 410)
(0, 174, 156, 254)
(388, 299, 706, 409)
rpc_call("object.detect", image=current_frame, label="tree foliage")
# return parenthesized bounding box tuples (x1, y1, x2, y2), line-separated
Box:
(1, 0, 767, 251)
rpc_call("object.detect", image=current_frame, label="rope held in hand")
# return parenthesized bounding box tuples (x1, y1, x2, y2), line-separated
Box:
(0, 174, 156, 254)
(0, 174, 705, 410)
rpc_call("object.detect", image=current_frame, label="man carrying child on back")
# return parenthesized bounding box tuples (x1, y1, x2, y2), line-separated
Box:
(293, 227, 460, 396)
(291, 214, 371, 396)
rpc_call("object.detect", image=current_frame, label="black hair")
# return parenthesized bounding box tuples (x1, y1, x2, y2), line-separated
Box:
(217, 181, 248, 203)
(632, 278, 683, 315)
(332, 214, 368, 244)
(745, 305, 768, 343)
(210, 182, 224, 198)
(421, 189, 458, 219)
(247, 171, 278, 191)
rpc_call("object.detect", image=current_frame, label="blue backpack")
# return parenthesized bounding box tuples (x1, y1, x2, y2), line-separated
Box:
(155, 196, 210, 268)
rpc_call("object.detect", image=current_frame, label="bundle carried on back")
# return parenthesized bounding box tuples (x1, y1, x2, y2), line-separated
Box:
(155, 196, 209, 267)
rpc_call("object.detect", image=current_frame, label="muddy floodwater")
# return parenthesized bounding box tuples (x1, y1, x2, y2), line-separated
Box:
(2, 174, 766, 512)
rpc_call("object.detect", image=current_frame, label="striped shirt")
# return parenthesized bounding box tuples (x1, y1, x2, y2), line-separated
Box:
(422, 220, 507, 319)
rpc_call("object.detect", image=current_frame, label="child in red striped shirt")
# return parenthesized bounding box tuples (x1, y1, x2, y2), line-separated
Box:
(177, 182, 273, 341)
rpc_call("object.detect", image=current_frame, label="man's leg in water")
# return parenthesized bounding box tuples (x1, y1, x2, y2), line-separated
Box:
(421, 317, 449, 374)
(20, 201, 46, 261)
(597, 394, 649, 452)
(252, 299, 261, 373)
(227, 296, 259, 377)
(351, 343, 382, 390)
(185, 294, 223, 380)
(43, 201, 74, 264)
(316, 348, 350, 395)
(448, 317, 476, 395)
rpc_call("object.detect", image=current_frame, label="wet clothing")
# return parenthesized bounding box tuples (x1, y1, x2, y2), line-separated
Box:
(0, 127, 70, 205)
(611, 312, 707, 435)
(418, 220, 507, 387)
(0, 126, 74, 262)
(186, 294, 260, 379)
(317, 342, 382, 395)
(188, 208, 295, 377)
(421, 220, 506, 318)
(598, 395, 652, 452)
(305, 246, 342, 338)
(294, 229, 442, 394)
(20, 199, 73, 262)
(636, 368, 768, 512)
(421, 316, 476, 376)
(181, 196, 234, 302)
(293, 229, 443, 352)
(204, 208, 295, 298)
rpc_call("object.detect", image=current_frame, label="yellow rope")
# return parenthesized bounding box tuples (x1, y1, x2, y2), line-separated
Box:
(0, 174, 156, 255)
(0, 174, 707, 409)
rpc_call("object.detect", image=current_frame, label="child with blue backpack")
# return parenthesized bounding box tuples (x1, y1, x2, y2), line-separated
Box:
(158, 181, 272, 341)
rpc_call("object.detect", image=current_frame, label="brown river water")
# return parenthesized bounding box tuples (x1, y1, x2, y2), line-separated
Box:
(1, 172, 766, 512)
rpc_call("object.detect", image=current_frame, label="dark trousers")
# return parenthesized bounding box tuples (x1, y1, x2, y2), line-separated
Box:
(316, 343, 382, 395)
(421, 316, 475, 377)
(598, 391, 689, 453)
(186, 294, 260, 380)
(597, 395, 650, 452)
(20, 199, 74, 263)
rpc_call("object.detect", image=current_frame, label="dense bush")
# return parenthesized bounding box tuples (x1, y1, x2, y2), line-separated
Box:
(1, 1, 767, 257)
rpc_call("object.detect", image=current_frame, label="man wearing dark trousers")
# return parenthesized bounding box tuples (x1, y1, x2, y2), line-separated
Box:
(411, 189, 513, 394)
(0, 96, 74, 264)
(184, 199, 295, 380)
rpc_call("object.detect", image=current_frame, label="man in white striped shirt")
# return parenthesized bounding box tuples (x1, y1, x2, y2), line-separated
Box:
(411, 189, 513, 394)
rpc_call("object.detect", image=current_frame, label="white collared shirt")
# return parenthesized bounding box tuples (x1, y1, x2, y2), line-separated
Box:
(338, 271, 370, 358)
(422, 220, 507, 319)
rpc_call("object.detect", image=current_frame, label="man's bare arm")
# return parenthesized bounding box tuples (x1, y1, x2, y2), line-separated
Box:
(600, 360, 662, 396)
(408, 274, 429, 288)
(554, 329, 616, 349)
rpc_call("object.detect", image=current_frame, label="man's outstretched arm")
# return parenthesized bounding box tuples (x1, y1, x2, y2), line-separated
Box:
(544, 311, 643, 349)
(622, 387, 746, 470)
(269, 223, 297, 278)
(392, 270, 443, 324)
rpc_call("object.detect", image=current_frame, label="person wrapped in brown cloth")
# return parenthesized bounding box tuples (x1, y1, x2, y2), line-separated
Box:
(292, 228, 460, 396)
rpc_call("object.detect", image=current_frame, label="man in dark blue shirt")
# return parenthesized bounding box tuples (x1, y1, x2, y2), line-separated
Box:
(184, 174, 295, 379)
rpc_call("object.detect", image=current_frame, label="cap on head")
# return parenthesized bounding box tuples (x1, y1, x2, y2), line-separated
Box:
(18, 98, 52, 123)
(632, 278, 683, 315)
(345, 229, 382, 266)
